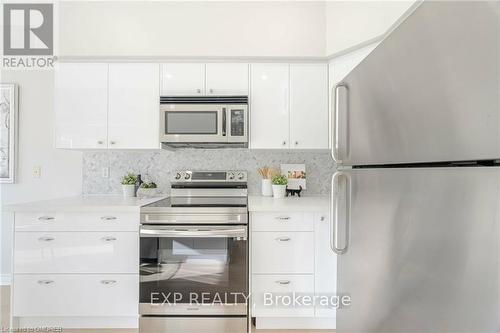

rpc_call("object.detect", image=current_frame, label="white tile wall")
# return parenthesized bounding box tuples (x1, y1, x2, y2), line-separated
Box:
(83, 150, 335, 196)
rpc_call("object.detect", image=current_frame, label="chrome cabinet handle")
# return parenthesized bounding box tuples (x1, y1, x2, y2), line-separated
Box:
(97, 140, 104, 145)
(38, 216, 55, 221)
(332, 82, 348, 164)
(196, 89, 201, 94)
(275, 216, 291, 221)
(320, 216, 326, 222)
(331, 172, 351, 255)
(276, 280, 291, 285)
(101, 280, 117, 285)
(38, 280, 54, 285)
(110, 141, 116, 145)
(38, 236, 55, 242)
(222, 107, 227, 136)
(282, 141, 286, 146)
(295, 141, 298, 146)
(275, 237, 291, 242)
(209, 89, 214, 94)
(101, 236, 117, 242)
(101, 216, 117, 221)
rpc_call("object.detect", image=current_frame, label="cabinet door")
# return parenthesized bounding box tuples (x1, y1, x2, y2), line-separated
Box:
(250, 64, 290, 149)
(161, 63, 205, 96)
(206, 63, 249, 96)
(314, 213, 337, 319)
(55, 63, 108, 149)
(290, 64, 328, 149)
(108, 63, 160, 149)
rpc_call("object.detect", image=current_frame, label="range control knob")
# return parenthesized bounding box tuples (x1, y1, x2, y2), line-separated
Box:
(175, 173, 182, 180)
(237, 173, 245, 180)
(184, 173, 191, 180)
(227, 172, 235, 180)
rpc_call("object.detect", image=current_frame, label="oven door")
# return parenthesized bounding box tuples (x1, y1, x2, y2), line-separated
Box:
(139, 225, 248, 315)
(160, 104, 226, 143)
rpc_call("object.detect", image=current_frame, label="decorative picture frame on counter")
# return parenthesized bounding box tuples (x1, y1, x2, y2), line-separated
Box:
(0, 84, 18, 183)
(281, 163, 306, 191)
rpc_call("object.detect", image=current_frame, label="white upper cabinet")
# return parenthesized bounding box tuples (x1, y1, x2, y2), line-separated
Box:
(108, 63, 160, 149)
(160, 63, 206, 96)
(55, 63, 108, 149)
(250, 63, 290, 149)
(205, 63, 249, 96)
(290, 63, 328, 149)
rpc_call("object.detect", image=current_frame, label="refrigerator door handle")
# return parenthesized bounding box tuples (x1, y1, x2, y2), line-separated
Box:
(331, 82, 348, 164)
(330, 171, 351, 255)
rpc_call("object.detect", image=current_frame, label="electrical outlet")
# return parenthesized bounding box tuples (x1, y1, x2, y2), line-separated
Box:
(32, 166, 41, 178)
(102, 167, 109, 178)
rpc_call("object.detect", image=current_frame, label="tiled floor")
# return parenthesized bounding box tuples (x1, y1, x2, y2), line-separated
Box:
(0, 286, 334, 332)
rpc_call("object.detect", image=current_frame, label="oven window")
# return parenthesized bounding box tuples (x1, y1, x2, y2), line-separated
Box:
(140, 236, 248, 305)
(165, 111, 218, 135)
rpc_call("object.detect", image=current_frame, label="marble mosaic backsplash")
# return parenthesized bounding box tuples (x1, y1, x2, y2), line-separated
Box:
(82, 149, 336, 196)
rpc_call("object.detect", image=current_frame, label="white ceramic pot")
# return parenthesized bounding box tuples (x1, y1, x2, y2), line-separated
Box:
(122, 184, 136, 198)
(261, 179, 273, 197)
(272, 184, 287, 198)
(137, 188, 157, 198)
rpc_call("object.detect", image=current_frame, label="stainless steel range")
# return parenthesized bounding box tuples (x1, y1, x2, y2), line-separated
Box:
(139, 170, 249, 333)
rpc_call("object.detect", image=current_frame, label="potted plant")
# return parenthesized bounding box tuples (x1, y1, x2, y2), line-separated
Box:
(272, 174, 288, 198)
(121, 173, 138, 197)
(138, 181, 158, 198)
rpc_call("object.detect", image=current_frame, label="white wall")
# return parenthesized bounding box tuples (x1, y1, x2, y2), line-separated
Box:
(59, 1, 327, 58)
(0, 70, 83, 283)
(326, 0, 415, 56)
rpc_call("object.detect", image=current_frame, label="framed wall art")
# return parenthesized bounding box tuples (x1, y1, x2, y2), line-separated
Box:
(0, 84, 18, 183)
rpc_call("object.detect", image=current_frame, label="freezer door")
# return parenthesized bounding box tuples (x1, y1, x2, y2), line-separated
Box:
(332, 167, 500, 333)
(332, 1, 500, 165)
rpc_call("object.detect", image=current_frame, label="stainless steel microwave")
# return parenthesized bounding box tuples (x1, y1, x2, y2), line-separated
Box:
(160, 96, 248, 148)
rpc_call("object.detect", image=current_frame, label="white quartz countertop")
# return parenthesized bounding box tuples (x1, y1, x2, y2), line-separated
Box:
(3, 195, 166, 213)
(248, 195, 330, 212)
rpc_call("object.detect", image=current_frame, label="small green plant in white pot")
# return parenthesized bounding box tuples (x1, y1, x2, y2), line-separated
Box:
(272, 174, 288, 198)
(121, 173, 138, 197)
(138, 181, 158, 198)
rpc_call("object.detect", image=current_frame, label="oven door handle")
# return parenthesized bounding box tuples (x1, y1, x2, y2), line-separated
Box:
(140, 226, 247, 238)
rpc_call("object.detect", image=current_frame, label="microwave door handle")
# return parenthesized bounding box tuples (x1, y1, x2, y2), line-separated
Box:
(222, 107, 227, 136)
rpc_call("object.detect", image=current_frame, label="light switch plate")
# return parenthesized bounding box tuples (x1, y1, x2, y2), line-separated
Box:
(102, 167, 109, 178)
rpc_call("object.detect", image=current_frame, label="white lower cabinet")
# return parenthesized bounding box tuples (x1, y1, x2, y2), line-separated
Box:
(252, 274, 315, 317)
(12, 211, 140, 328)
(252, 232, 314, 274)
(13, 274, 138, 317)
(14, 211, 139, 232)
(251, 211, 336, 329)
(14, 231, 138, 274)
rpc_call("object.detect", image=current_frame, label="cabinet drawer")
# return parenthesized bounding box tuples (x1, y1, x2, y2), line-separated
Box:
(252, 232, 314, 274)
(15, 212, 139, 232)
(14, 232, 138, 274)
(13, 274, 138, 317)
(252, 274, 314, 317)
(251, 212, 313, 232)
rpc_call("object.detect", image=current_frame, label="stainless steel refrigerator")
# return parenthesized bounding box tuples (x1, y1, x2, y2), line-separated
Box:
(330, 1, 500, 332)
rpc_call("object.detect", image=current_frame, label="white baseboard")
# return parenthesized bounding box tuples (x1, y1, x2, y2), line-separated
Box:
(255, 317, 336, 329)
(0, 274, 11, 285)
